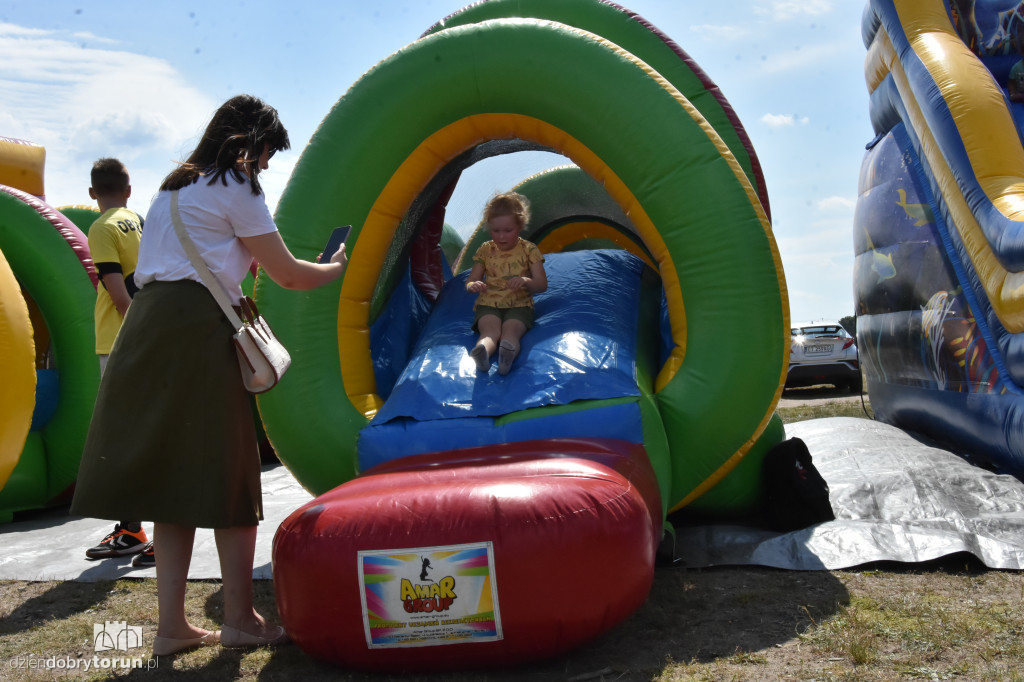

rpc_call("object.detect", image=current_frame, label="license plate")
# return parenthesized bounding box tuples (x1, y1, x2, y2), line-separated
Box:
(807, 344, 833, 354)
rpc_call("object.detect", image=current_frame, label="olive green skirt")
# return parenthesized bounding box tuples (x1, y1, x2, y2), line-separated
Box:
(71, 280, 263, 528)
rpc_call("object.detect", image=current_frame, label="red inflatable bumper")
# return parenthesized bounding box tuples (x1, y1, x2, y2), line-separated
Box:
(272, 438, 662, 672)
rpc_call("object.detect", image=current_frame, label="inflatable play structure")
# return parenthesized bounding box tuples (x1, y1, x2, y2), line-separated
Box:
(57, 205, 101, 235)
(269, 0, 788, 671)
(857, 0, 1024, 478)
(0, 137, 100, 522)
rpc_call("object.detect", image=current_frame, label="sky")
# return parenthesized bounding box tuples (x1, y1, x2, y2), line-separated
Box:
(0, 0, 872, 324)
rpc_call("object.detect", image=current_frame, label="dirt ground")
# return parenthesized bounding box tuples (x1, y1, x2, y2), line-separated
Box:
(778, 384, 867, 408)
(5, 385, 1021, 681)
(3, 556, 1022, 681)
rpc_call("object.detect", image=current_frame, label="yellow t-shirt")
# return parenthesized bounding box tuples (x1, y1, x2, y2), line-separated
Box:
(88, 207, 143, 354)
(472, 238, 544, 309)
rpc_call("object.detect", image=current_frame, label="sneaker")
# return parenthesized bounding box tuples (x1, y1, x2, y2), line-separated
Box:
(132, 542, 155, 568)
(85, 524, 148, 559)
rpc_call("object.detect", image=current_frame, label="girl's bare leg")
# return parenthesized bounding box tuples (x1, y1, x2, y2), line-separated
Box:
(497, 319, 526, 375)
(471, 315, 501, 372)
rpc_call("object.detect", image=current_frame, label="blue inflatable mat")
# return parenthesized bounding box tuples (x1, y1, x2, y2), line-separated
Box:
(358, 401, 645, 470)
(369, 249, 646, 424)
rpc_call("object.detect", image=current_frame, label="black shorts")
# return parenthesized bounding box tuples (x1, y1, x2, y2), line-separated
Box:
(472, 305, 535, 332)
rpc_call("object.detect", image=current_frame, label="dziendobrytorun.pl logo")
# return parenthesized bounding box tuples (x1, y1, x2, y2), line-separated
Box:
(8, 621, 158, 673)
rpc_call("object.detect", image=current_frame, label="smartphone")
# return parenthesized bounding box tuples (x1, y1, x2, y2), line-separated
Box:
(321, 225, 351, 262)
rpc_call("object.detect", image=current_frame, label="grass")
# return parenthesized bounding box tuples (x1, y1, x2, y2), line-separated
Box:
(5, 560, 1023, 681)
(780, 399, 872, 420)
(5, 394, 1024, 681)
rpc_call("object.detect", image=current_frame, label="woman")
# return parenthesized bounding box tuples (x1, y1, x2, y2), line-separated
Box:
(71, 95, 347, 655)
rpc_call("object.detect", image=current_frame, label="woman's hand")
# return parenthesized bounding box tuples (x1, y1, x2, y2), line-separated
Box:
(328, 244, 348, 267)
(316, 243, 347, 265)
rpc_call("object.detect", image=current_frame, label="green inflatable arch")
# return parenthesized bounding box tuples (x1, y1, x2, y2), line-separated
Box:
(0, 187, 99, 519)
(58, 205, 101, 235)
(426, 0, 771, 223)
(258, 14, 788, 513)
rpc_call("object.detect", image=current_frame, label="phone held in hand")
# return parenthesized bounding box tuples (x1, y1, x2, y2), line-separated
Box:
(321, 225, 351, 262)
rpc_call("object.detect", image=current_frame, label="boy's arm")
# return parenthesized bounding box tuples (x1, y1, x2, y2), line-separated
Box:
(88, 221, 134, 317)
(98, 268, 133, 317)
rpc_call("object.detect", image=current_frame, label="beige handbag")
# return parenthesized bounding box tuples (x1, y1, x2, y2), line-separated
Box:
(170, 191, 291, 393)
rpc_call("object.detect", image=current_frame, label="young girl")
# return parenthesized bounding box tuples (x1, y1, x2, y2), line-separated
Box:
(465, 192, 547, 375)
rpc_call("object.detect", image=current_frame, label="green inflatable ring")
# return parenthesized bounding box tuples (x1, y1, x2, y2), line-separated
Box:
(258, 18, 788, 510)
(0, 187, 99, 514)
(58, 205, 101, 235)
(426, 0, 771, 222)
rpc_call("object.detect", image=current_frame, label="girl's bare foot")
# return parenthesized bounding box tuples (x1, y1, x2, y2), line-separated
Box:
(498, 340, 519, 376)
(470, 343, 490, 372)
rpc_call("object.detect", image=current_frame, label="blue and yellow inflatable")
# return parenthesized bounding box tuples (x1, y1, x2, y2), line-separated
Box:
(857, 0, 1024, 477)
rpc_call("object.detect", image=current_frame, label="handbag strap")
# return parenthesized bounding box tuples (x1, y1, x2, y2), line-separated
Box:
(169, 190, 245, 331)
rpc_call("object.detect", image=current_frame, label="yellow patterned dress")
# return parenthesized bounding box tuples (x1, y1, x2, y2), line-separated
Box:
(471, 238, 545, 310)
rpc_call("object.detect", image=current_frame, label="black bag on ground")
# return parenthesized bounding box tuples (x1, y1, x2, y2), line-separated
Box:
(762, 437, 835, 532)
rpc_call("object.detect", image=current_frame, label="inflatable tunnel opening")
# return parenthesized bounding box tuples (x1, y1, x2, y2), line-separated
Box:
(371, 140, 564, 320)
(364, 137, 673, 479)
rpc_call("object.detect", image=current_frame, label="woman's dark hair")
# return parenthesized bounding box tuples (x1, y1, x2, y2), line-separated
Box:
(160, 94, 290, 196)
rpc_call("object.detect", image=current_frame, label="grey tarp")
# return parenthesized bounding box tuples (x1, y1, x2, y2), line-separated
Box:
(3, 417, 1023, 581)
(676, 417, 1024, 570)
(0, 464, 312, 582)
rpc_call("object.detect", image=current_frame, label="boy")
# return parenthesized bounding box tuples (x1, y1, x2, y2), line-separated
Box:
(82, 158, 152, 567)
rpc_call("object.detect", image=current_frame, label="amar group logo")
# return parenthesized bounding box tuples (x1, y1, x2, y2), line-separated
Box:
(359, 541, 503, 648)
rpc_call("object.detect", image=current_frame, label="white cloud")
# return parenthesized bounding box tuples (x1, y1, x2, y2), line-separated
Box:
(759, 41, 848, 76)
(0, 22, 48, 38)
(0, 24, 215, 211)
(689, 23, 751, 43)
(761, 113, 811, 127)
(759, 0, 834, 21)
(817, 195, 855, 212)
(71, 31, 117, 44)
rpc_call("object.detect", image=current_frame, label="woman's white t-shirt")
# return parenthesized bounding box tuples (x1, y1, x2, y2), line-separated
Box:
(135, 174, 278, 300)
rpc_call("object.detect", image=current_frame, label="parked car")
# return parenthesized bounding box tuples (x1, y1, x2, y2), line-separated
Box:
(786, 321, 862, 392)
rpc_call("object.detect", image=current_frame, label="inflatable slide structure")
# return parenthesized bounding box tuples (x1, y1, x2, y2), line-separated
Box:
(0, 137, 100, 522)
(858, 0, 1024, 478)
(265, 0, 789, 671)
